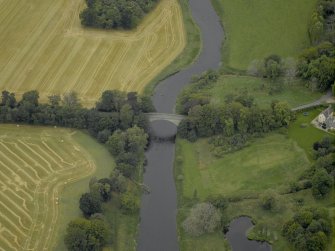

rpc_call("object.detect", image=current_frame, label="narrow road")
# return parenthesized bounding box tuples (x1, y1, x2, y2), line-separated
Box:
(292, 90, 334, 111)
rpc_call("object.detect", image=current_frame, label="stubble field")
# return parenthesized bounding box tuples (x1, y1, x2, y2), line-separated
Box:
(0, 0, 186, 106)
(0, 125, 97, 251)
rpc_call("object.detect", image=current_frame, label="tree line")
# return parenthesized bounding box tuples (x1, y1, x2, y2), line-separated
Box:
(0, 89, 153, 141)
(297, 0, 335, 91)
(80, 0, 160, 29)
(177, 72, 293, 154)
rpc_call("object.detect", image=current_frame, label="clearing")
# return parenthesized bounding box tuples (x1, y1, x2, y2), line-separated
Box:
(0, 0, 186, 106)
(211, 0, 317, 70)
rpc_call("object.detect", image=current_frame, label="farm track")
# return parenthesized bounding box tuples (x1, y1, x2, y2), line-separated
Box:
(0, 0, 186, 107)
(0, 126, 96, 251)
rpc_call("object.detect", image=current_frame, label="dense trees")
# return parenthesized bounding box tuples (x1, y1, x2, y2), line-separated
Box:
(178, 91, 293, 146)
(297, 0, 335, 91)
(106, 126, 148, 178)
(80, 0, 160, 29)
(64, 218, 108, 251)
(0, 89, 153, 144)
(282, 207, 332, 251)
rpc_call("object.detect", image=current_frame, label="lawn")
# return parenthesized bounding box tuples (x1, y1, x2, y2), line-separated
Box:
(211, 75, 322, 109)
(0, 125, 107, 250)
(211, 0, 317, 70)
(288, 107, 334, 159)
(0, 0, 186, 107)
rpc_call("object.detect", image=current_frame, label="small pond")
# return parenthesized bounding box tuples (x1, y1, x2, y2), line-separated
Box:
(226, 217, 272, 251)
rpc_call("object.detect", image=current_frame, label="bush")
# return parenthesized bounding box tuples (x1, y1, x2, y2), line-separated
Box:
(259, 190, 279, 211)
(182, 203, 221, 237)
(120, 192, 140, 214)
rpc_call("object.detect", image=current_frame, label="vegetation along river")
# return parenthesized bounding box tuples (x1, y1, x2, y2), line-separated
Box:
(137, 1, 270, 250)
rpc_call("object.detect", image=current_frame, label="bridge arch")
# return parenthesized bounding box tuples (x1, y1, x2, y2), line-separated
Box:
(146, 113, 185, 126)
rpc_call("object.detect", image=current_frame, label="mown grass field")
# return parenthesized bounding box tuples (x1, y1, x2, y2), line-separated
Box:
(211, 0, 317, 70)
(210, 75, 322, 109)
(0, 0, 186, 107)
(0, 125, 99, 250)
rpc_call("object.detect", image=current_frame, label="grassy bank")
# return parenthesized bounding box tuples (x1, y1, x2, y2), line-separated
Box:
(144, 0, 201, 96)
(211, 0, 317, 71)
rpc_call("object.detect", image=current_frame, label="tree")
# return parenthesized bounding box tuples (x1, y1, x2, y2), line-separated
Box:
(96, 90, 125, 112)
(21, 90, 39, 106)
(182, 203, 221, 237)
(312, 169, 333, 199)
(1, 91, 16, 108)
(79, 193, 102, 217)
(63, 91, 81, 108)
(48, 95, 61, 107)
(120, 104, 134, 129)
(64, 218, 108, 251)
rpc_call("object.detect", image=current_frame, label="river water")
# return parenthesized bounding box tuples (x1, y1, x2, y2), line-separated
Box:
(137, 1, 269, 251)
(137, 1, 223, 250)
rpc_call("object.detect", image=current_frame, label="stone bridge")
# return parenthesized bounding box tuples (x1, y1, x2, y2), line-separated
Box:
(146, 113, 186, 126)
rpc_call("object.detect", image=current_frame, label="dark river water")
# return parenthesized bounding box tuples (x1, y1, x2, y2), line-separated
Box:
(137, 1, 271, 251)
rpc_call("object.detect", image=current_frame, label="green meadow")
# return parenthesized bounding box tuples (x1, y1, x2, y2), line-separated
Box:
(211, 0, 317, 70)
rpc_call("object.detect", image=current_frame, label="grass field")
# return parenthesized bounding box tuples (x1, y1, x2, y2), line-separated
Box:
(210, 75, 322, 109)
(0, 125, 101, 251)
(211, 0, 317, 70)
(176, 134, 310, 200)
(0, 0, 186, 107)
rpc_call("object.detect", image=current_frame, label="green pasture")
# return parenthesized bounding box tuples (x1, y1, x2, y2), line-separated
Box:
(211, 0, 317, 70)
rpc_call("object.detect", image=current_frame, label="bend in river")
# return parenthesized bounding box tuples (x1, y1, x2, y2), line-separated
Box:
(137, 0, 224, 250)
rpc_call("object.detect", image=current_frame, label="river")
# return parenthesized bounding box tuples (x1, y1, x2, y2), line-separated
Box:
(137, 1, 224, 250)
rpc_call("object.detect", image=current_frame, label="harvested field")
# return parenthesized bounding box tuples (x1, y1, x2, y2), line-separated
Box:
(0, 0, 186, 106)
(0, 125, 97, 251)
